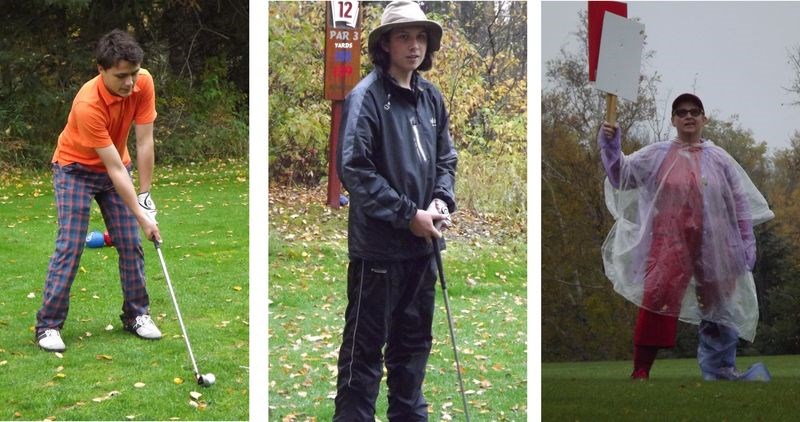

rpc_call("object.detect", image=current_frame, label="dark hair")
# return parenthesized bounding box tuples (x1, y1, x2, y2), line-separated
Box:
(369, 29, 434, 72)
(95, 29, 144, 69)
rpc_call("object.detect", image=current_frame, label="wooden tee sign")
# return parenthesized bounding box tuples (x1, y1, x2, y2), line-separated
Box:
(324, 0, 362, 101)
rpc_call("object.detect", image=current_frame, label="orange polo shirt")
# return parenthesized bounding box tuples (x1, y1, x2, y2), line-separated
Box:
(52, 68, 157, 172)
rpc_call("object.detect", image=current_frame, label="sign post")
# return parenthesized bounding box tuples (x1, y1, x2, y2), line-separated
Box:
(324, 0, 361, 208)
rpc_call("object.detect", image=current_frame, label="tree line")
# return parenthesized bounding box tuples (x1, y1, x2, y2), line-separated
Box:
(0, 0, 248, 170)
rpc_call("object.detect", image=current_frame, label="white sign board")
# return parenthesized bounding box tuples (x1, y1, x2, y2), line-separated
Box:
(595, 12, 645, 102)
(331, 0, 360, 28)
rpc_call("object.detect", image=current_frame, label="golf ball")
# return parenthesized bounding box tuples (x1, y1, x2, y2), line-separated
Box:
(203, 373, 215, 385)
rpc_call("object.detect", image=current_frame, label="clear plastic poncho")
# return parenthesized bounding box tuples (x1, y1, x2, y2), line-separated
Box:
(600, 131, 774, 342)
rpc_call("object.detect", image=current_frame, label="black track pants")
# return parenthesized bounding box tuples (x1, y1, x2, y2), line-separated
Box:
(333, 255, 436, 422)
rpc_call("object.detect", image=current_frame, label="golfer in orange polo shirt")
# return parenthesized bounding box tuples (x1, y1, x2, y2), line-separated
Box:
(36, 29, 163, 352)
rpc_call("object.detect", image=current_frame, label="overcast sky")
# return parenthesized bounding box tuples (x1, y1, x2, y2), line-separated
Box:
(541, 1, 800, 152)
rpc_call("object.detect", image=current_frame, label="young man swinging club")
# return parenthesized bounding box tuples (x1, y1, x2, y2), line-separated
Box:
(36, 29, 163, 353)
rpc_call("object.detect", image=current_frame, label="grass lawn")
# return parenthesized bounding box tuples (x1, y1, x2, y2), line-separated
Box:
(542, 355, 800, 421)
(268, 185, 527, 421)
(0, 160, 249, 420)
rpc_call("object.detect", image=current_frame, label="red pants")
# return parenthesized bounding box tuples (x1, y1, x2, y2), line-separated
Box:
(635, 145, 711, 347)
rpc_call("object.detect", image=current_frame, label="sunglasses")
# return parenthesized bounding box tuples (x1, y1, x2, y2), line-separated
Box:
(673, 108, 704, 118)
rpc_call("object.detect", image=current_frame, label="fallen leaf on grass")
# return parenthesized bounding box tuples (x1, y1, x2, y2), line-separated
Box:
(134, 382, 145, 388)
(173, 377, 184, 384)
(105, 325, 114, 331)
(189, 391, 202, 400)
(126, 416, 136, 420)
(96, 354, 112, 360)
(233, 286, 242, 291)
(189, 400, 199, 408)
(61, 400, 88, 411)
(0, 360, 7, 366)
(54, 373, 66, 379)
(26, 292, 35, 299)
(92, 390, 119, 403)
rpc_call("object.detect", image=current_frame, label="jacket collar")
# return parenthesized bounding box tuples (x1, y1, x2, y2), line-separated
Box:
(378, 67, 423, 94)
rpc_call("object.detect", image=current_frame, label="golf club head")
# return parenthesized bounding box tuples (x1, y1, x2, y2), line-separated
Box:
(198, 373, 216, 387)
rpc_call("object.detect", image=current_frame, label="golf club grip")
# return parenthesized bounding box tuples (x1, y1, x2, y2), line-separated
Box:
(432, 240, 447, 290)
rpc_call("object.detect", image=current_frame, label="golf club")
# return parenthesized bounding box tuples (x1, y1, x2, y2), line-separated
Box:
(432, 235, 470, 421)
(153, 239, 215, 387)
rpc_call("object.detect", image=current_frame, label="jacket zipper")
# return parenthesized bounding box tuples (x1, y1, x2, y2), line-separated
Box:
(410, 117, 427, 162)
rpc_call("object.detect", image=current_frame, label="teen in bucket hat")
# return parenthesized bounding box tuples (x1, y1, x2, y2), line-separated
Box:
(333, 1, 459, 420)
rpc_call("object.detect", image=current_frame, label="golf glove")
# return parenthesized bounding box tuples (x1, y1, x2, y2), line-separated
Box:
(137, 191, 158, 223)
(427, 198, 452, 230)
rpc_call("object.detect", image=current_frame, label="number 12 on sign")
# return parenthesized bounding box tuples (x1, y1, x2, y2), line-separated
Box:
(332, 0, 359, 28)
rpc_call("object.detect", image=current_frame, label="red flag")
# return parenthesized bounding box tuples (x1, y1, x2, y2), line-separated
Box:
(588, 1, 627, 82)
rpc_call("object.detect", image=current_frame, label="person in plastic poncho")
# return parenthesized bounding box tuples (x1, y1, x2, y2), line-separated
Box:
(599, 93, 774, 381)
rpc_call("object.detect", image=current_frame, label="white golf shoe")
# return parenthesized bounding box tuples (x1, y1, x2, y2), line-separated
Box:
(37, 329, 66, 352)
(123, 314, 162, 340)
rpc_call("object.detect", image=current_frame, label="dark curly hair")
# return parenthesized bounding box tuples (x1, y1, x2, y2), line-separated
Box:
(95, 29, 144, 69)
(368, 29, 434, 72)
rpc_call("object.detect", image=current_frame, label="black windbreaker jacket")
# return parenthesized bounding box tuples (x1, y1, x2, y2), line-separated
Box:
(336, 68, 458, 261)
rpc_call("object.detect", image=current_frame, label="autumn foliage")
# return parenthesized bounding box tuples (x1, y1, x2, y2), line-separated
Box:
(268, 2, 527, 217)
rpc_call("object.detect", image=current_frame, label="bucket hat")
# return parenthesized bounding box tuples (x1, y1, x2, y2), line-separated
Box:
(368, 1, 443, 53)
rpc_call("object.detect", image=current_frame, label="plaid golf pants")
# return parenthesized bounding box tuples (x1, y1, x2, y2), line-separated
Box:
(36, 162, 150, 333)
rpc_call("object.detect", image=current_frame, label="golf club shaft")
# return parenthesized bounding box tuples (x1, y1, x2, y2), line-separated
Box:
(154, 240, 201, 379)
(432, 239, 470, 422)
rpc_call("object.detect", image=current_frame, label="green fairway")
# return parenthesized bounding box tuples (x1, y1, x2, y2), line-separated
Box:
(268, 186, 528, 421)
(542, 355, 800, 421)
(0, 160, 248, 420)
